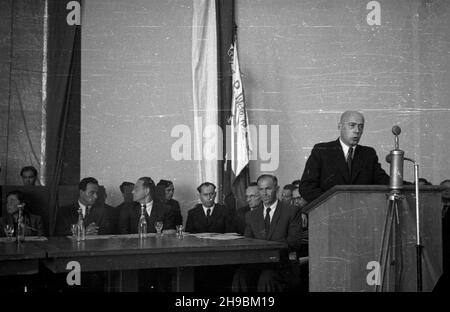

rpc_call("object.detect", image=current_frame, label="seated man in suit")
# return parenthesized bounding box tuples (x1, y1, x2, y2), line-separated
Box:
(299, 110, 390, 203)
(118, 177, 175, 234)
(185, 182, 234, 233)
(118, 176, 175, 292)
(232, 174, 303, 292)
(55, 177, 111, 236)
(52, 177, 110, 291)
(233, 182, 261, 235)
(110, 181, 135, 234)
(280, 184, 296, 204)
(185, 182, 235, 291)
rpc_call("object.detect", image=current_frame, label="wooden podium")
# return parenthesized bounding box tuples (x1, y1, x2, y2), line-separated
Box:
(304, 185, 444, 292)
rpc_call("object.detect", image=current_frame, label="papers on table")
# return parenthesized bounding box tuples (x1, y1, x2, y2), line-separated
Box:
(66, 233, 157, 240)
(62, 232, 244, 241)
(187, 233, 243, 240)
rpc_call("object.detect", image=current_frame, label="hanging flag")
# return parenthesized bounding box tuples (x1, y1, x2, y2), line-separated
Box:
(230, 37, 251, 180)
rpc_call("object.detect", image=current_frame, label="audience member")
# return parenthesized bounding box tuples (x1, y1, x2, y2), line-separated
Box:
(118, 177, 175, 234)
(111, 181, 135, 234)
(157, 179, 183, 226)
(0, 190, 43, 237)
(54, 177, 111, 236)
(232, 174, 303, 292)
(281, 184, 296, 203)
(20, 166, 38, 186)
(185, 182, 234, 233)
(233, 182, 261, 235)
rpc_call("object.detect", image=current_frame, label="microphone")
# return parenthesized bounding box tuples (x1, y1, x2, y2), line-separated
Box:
(387, 126, 404, 190)
(392, 125, 401, 136)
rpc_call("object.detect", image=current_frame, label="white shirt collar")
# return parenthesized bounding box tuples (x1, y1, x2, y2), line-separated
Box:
(78, 200, 87, 218)
(339, 138, 356, 158)
(141, 200, 153, 216)
(203, 204, 215, 216)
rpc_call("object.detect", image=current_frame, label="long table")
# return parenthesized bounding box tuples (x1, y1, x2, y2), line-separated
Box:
(1, 234, 287, 291)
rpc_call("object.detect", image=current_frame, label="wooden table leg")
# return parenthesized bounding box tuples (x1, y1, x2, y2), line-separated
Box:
(172, 267, 194, 292)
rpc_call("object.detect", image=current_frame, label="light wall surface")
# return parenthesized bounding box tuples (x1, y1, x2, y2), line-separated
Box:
(81, 0, 198, 219)
(236, 0, 450, 187)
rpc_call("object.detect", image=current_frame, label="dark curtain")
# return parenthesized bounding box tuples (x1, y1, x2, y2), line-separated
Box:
(45, 0, 80, 235)
(216, 0, 249, 210)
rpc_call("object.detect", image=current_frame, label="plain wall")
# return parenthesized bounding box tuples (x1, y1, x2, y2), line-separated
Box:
(236, 0, 450, 187)
(0, 0, 45, 185)
(81, 0, 198, 220)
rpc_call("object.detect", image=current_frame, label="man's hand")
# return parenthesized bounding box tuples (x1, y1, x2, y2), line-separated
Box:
(86, 222, 99, 235)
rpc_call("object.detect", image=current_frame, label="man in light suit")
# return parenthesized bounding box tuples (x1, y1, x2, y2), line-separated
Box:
(232, 174, 303, 292)
(299, 111, 390, 203)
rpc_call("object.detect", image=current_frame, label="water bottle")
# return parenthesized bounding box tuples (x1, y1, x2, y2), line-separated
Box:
(16, 208, 25, 243)
(138, 206, 147, 239)
(77, 208, 85, 241)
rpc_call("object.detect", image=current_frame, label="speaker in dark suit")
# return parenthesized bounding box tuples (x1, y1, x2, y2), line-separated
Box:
(299, 111, 390, 203)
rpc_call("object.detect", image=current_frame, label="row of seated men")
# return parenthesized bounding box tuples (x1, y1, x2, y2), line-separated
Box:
(0, 174, 308, 292)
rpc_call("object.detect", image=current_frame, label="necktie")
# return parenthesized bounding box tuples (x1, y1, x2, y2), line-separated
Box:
(264, 207, 271, 235)
(347, 147, 354, 175)
(85, 206, 91, 219)
(206, 208, 211, 225)
(142, 204, 148, 217)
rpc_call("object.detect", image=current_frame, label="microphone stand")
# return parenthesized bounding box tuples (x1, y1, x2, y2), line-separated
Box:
(405, 158, 422, 292)
(379, 126, 423, 292)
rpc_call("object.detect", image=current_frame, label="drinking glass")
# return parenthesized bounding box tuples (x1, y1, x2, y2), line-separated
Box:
(155, 221, 163, 236)
(71, 224, 78, 239)
(176, 224, 184, 239)
(4, 224, 14, 241)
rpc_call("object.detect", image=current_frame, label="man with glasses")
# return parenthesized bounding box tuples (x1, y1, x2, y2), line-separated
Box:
(299, 110, 390, 203)
(233, 182, 261, 235)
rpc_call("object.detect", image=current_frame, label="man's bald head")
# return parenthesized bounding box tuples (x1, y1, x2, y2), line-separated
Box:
(339, 111, 365, 124)
(338, 111, 365, 147)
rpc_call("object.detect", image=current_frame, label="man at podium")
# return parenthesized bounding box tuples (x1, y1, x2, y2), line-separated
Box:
(299, 111, 390, 203)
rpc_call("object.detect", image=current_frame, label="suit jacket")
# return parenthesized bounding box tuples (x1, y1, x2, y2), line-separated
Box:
(167, 199, 183, 226)
(244, 201, 302, 254)
(118, 201, 175, 234)
(0, 212, 44, 237)
(299, 138, 390, 202)
(233, 205, 251, 235)
(54, 202, 111, 236)
(185, 203, 234, 234)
